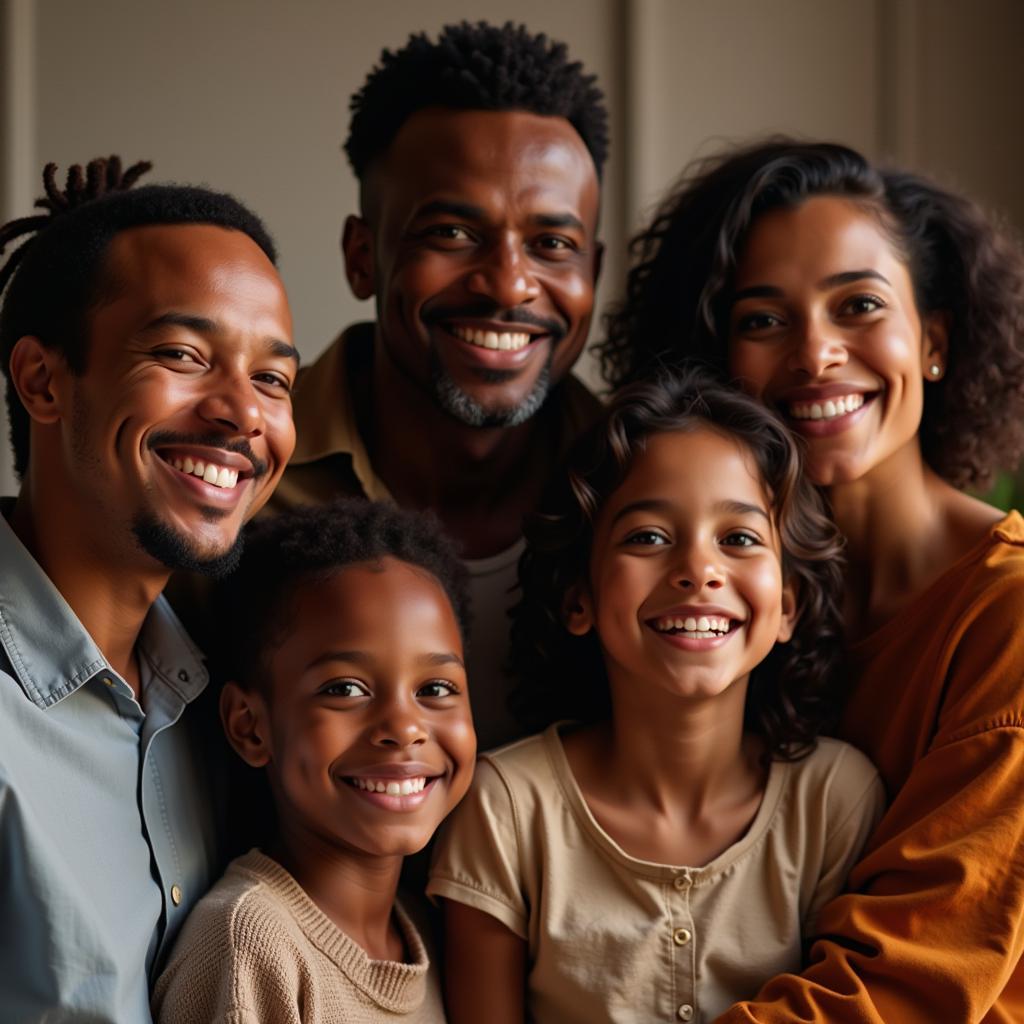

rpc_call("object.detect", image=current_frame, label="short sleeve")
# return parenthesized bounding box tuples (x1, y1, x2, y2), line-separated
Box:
(802, 743, 886, 933)
(427, 758, 529, 939)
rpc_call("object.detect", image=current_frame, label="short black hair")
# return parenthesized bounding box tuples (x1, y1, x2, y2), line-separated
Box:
(598, 138, 1024, 491)
(512, 366, 846, 760)
(0, 156, 278, 478)
(345, 21, 608, 180)
(214, 498, 472, 692)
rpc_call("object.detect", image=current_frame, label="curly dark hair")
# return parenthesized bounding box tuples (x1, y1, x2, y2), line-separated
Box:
(598, 138, 1024, 490)
(0, 155, 278, 479)
(511, 366, 846, 760)
(344, 21, 608, 180)
(213, 498, 471, 692)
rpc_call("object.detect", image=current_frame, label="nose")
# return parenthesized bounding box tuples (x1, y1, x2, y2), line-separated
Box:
(787, 314, 848, 378)
(670, 539, 725, 592)
(465, 235, 540, 308)
(370, 699, 428, 750)
(197, 371, 264, 438)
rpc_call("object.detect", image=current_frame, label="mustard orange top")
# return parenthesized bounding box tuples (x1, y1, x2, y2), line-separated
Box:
(717, 511, 1024, 1023)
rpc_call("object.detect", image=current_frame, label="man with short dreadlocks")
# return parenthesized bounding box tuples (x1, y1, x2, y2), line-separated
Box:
(272, 21, 608, 749)
(0, 157, 298, 1021)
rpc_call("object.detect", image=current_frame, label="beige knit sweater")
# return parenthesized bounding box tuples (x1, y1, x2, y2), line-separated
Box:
(152, 849, 445, 1023)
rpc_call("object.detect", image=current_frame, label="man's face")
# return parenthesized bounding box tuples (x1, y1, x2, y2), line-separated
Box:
(56, 223, 297, 575)
(345, 108, 601, 427)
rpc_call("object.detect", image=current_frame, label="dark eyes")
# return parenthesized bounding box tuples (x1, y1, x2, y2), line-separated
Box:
(734, 293, 886, 333)
(624, 529, 669, 546)
(322, 679, 369, 698)
(417, 680, 460, 698)
(157, 347, 199, 363)
(426, 225, 473, 242)
(623, 528, 761, 548)
(840, 294, 885, 315)
(721, 531, 759, 548)
(734, 311, 783, 333)
(252, 371, 293, 393)
(319, 679, 460, 699)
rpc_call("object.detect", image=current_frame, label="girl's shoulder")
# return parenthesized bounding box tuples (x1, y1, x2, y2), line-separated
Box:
(478, 724, 567, 793)
(777, 738, 885, 834)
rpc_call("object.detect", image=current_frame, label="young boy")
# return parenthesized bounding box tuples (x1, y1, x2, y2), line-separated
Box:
(153, 499, 476, 1022)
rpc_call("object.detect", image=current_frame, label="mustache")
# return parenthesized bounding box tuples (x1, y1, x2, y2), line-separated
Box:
(146, 431, 268, 479)
(423, 302, 567, 340)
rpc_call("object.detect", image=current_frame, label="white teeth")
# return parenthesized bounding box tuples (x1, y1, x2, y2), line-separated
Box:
(166, 454, 240, 489)
(790, 393, 865, 421)
(452, 326, 532, 351)
(654, 615, 731, 637)
(352, 776, 427, 795)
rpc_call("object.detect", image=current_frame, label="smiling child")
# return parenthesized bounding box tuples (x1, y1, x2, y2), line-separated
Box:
(153, 499, 476, 1023)
(429, 369, 884, 1023)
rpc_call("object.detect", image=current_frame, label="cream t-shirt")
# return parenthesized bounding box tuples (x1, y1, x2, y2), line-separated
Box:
(429, 725, 884, 1023)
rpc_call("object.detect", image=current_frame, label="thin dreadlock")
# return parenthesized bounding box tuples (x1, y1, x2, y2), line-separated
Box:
(0, 156, 152, 300)
(0, 157, 277, 478)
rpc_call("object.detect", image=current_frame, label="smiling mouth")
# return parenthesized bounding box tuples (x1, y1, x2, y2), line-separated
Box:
(788, 392, 868, 422)
(161, 454, 242, 490)
(651, 615, 735, 639)
(450, 325, 535, 352)
(346, 776, 428, 796)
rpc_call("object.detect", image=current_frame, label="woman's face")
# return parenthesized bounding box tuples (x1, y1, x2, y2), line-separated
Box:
(726, 196, 946, 487)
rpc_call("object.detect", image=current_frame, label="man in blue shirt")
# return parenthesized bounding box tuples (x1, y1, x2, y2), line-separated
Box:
(0, 157, 298, 1021)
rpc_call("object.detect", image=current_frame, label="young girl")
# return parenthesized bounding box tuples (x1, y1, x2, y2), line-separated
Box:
(429, 369, 884, 1023)
(599, 140, 1024, 1022)
(153, 499, 476, 1023)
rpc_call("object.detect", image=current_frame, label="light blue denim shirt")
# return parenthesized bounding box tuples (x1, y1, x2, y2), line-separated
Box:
(0, 501, 219, 1023)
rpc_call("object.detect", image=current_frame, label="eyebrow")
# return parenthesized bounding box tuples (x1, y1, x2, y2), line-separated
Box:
(304, 650, 465, 672)
(415, 200, 486, 221)
(611, 497, 770, 525)
(413, 201, 584, 234)
(140, 312, 300, 365)
(731, 269, 891, 305)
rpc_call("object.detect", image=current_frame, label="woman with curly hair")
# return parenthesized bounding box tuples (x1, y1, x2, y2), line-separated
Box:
(599, 140, 1024, 1022)
(429, 367, 885, 1023)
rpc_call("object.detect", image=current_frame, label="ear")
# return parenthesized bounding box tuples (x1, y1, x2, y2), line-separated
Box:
(220, 681, 273, 768)
(342, 214, 375, 300)
(562, 582, 595, 637)
(921, 311, 951, 382)
(8, 336, 67, 426)
(776, 578, 799, 644)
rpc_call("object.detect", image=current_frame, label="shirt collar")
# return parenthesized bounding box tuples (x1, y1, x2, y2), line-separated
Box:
(288, 322, 392, 501)
(0, 499, 208, 709)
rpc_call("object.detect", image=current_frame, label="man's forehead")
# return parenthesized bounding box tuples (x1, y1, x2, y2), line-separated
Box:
(365, 108, 600, 223)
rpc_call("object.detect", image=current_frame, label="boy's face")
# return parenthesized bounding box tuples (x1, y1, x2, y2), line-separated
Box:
(251, 557, 475, 862)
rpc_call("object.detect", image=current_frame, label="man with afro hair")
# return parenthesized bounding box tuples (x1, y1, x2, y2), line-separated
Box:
(274, 21, 609, 749)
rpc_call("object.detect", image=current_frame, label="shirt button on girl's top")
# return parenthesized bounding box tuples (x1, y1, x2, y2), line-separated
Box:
(677, 1004, 694, 1021)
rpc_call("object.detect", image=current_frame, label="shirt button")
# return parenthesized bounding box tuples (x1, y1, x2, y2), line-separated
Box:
(170, 884, 183, 906)
(674, 875, 688, 891)
(678, 1005, 694, 1021)
(177, 669, 189, 682)
(673, 927, 692, 946)
(102, 677, 114, 687)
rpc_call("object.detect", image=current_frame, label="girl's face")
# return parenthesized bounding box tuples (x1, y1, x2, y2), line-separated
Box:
(570, 428, 797, 705)
(726, 196, 947, 487)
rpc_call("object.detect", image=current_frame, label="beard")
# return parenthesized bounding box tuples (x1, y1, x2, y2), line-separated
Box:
(131, 508, 244, 578)
(429, 348, 554, 428)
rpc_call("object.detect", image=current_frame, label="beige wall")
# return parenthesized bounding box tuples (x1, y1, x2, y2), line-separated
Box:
(1, 0, 1021, 496)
